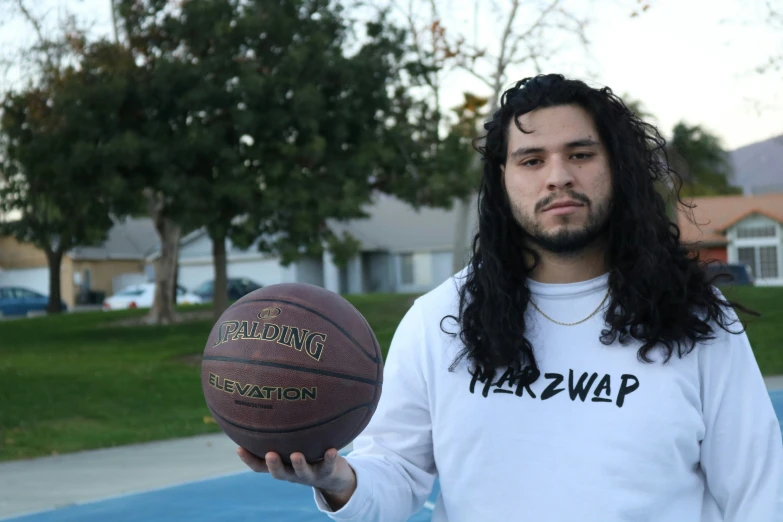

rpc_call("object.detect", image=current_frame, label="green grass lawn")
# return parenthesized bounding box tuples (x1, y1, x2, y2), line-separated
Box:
(718, 285, 783, 377)
(0, 294, 416, 462)
(1, 287, 781, 462)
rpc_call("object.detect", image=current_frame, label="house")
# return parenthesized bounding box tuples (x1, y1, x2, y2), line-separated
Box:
(677, 193, 783, 285)
(326, 194, 478, 294)
(151, 228, 327, 292)
(150, 194, 479, 296)
(0, 217, 159, 308)
(730, 134, 783, 195)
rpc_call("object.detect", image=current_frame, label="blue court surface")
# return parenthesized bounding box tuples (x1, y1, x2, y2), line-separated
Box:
(3, 472, 439, 522)
(5, 392, 783, 522)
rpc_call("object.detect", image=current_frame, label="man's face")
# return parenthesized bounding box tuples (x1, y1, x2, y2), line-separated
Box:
(502, 104, 613, 256)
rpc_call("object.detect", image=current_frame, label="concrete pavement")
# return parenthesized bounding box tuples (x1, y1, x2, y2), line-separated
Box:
(0, 433, 249, 520)
(765, 375, 783, 391)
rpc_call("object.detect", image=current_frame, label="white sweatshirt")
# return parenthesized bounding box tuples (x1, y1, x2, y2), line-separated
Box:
(314, 271, 783, 521)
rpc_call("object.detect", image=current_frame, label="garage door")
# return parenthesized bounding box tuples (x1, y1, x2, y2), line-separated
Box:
(0, 267, 50, 295)
(227, 259, 285, 286)
(178, 263, 215, 292)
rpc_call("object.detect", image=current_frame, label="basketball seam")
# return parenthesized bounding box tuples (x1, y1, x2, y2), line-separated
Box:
(202, 355, 382, 386)
(207, 402, 373, 434)
(338, 315, 381, 447)
(231, 297, 382, 364)
(361, 315, 383, 385)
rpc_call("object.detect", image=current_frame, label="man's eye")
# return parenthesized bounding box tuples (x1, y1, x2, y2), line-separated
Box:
(572, 153, 594, 160)
(522, 159, 542, 167)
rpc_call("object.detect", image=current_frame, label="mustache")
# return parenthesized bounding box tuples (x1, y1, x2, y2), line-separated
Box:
(535, 191, 591, 213)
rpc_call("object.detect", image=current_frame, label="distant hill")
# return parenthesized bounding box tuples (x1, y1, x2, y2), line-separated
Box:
(729, 134, 783, 195)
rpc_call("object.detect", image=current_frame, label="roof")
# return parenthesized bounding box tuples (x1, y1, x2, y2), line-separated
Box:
(328, 194, 479, 253)
(69, 217, 160, 261)
(144, 195, 480, 259)
(730, 134, 783, 195)
(145, 226, 273, 262)
(676, 193, 783, 247)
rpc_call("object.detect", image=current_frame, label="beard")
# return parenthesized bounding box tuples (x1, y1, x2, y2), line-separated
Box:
(511, 191, 611, 256)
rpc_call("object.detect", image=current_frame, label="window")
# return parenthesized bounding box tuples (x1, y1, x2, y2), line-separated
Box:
(13, 288, 41, 299)
(400, 254, 414, 285)
(759, 246, 779, 279)
(737, 247, 755, 275)
(736, 245, 780, 280)
(194, 281, 213, 294)
(116, 288, 145, 297)
(736, 225, 776, 239)
(399, 253, 432, 286)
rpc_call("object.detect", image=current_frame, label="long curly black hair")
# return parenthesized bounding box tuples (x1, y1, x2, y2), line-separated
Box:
(445, 74, 756, 379)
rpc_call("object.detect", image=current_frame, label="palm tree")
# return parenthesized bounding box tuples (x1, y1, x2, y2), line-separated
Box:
(666, 122, 742, 197)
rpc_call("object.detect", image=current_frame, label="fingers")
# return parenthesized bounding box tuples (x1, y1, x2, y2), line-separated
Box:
(289, 452, 316, 482)
(236, 447, 342, 487)
(236, 447, 269, 473)
(312, 448, 339, 478)
(264, 451, 300, 482)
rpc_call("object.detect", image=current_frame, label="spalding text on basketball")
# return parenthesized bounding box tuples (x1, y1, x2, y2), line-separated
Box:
(213, 317, 328, 362)
(208, 372, 317, 401)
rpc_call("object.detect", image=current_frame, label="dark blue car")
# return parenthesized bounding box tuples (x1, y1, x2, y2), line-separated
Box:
(0, 286, 67, 318)
(703, 262, 755, 286)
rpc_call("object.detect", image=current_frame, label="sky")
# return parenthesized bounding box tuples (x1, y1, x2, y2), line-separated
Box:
(0, 0, 780, 151)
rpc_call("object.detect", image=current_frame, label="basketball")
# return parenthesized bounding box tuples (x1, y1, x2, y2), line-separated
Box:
(201, 283, 383, 463)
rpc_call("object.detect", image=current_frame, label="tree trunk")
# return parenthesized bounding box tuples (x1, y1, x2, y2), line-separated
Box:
(211, 233, 229, 322)
(109, 0, 118, 44)
(44, 248, 64, 314)
(145, 189, 181, 325)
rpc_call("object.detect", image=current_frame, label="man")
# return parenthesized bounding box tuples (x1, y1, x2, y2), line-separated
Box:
(238, 74, 783, 521)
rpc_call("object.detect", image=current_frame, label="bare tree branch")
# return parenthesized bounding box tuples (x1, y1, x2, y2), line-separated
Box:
(460, 61, 497, 86)
(446, 0, 595, 271)
(505, 0, 562, 68)
(489, 0, 522, 100)
(12, 0, 47, 45)
(757, 0, 782, 74)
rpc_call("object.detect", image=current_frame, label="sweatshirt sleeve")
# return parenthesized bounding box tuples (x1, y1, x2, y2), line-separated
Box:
(698, 308, 783, 521)
(313, 300, 438, 521)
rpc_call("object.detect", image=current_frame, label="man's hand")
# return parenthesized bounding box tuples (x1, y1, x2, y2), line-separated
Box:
(237, 447, 357, 511)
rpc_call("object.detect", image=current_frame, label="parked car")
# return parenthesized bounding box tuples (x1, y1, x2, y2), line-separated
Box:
(0, 286, 67, 318)
(703, 262, 755, 286)
(193, 277, 262, 302)
(102, 283, 203, 311)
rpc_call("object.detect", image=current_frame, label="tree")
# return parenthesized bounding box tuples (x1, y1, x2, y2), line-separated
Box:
(231, 1, 483, 316)
(0, 0, 141, 313)
(442, 0, 594, 271)
(112, 0, 479, 322)
(667, 122, 741, 197)
(0, 9, 138, 314)
(110, 0, 256, 324)
(608, 96, 739, 214)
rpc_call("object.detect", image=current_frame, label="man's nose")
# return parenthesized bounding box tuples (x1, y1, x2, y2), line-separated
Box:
(545, 156, 576, 191)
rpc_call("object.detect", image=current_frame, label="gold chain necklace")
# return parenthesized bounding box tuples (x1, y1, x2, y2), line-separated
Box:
(529, 290, 610, 326)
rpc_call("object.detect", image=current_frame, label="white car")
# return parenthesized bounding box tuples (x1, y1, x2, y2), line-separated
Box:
(102, 283, 203, 311)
